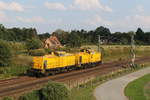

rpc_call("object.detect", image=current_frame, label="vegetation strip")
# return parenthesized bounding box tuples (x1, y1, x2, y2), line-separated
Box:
(125, 73, 150, 100)
(144, 82, 150, 100)
(70, 64, 150, 100)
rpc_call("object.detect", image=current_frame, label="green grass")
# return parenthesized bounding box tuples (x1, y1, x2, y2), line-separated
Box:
(0, 64, 31, 79)
(125, 74, 150, 100)
(0, 54, 32, 79)
(145, 82, 150, 100)
(70, 86, 95, 100)
(70, 65, 150, 100)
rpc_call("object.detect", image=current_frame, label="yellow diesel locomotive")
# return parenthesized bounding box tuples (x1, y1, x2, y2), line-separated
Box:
(29, 48, 102, 76)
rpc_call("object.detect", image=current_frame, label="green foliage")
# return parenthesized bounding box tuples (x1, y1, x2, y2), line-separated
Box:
(39, 82, 70, 100)
(125, 74, 150, 100)
(26, 39, 43, 50)
(29, 49, 46, 56)
(0, 65, 31, 77)
(52, 29, 70, 45)
(18, 81, 70, 100)
(19, 91, 40, 100)
(145, 83, 150, 100)
(2, 97, 15, 100)
(0, 40, 12, 66)
(0, 24, 38, 41)
(135, 28, 145, 41)
(67, 31, 82, 47)
(1, 24, 150, 46)
(38, 33, 51, 40)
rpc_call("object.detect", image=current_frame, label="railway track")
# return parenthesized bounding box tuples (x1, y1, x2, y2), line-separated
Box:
(0, 56, 150, 98)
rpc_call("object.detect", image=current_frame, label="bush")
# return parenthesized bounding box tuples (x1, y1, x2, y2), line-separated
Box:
(2, 97, 15, 100)
(19, 91, 40, 100)
(0, 65, 31, 76)
(19, 81, 70, 100)
(26, 39, 43, 50)
(39, 82, 70, 100)
(0, 40, 12, 66)
(29, 49, 46, 56)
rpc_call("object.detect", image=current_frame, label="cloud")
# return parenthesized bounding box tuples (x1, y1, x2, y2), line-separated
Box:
(86, 15, 112, 26)
(0, 1, 24, 12)
(0, 11, 9, 22)
(17, 16, 44, 23)
(134, 15, 150, 27)
(112, 15, 150, 30)
(72, 0, 112, 12)
(44, 2, 66, 10)
(85, 14, 150, 31)
(0, 11, 16, 23)
(136, 5, 144, 13)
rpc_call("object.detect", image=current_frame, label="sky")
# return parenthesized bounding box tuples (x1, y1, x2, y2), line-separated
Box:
(0, 0, 150, 34)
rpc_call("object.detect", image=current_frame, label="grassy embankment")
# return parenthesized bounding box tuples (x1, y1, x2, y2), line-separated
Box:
(125, 74, 150, 100)
(70, 63, 150, 100)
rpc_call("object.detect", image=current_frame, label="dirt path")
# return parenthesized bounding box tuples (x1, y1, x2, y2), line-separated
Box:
(94, 67, 150, 100)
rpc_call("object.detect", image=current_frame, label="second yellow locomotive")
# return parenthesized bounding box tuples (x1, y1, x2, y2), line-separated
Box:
(30, 48, 102, 76)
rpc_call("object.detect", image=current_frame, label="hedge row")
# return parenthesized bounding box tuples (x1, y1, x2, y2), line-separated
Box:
(2, 81, 70, 100)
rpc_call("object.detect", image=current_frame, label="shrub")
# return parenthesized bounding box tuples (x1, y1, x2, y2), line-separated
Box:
(0, 40, 12, 66)
(39, 81, 70, 100)
(2, 97, 15, 100)
(0, 65, 31, 76)
(19, 91, 40, 100)
(26, 39, 43, 50)
(18, 81, 70, 100)
(29, 49, 46, 56)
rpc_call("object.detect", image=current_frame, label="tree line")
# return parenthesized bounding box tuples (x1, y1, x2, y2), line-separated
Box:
(0, 24, 150, 47)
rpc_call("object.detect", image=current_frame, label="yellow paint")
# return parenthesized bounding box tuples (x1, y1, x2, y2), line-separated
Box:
(32, 49, 102, 71)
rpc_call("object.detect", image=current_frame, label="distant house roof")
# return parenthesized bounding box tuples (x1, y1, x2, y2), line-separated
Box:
(44, 36, 62, 49)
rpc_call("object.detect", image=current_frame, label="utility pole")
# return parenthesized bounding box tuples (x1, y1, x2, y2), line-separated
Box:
(131, 33, 135, 67)
(98, 35, 101, 52)
(98, 35, 103, 64)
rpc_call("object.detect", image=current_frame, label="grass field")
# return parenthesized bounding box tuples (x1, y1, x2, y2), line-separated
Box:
(0, 54, 32, 79)
(145, 82, 150, 100)
(125, 73, 150, 100)
(70, 63, 150, 100)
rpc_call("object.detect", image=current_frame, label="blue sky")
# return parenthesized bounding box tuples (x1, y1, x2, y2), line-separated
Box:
(0, 0, 150, 34)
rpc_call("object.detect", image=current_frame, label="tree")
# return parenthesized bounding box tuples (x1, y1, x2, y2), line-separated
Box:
(38, 33, 51, 40)
(52, 29, 69, 45)
(39, 82, 70, 100)
(0, 40, 12, 66)
(95, 26, 111, 38)
(19, 82, 70, 100)
(0, 24, 39, 42)
(26, 39, 43, 50)
(144, 32, 150, 45)
(67, 31, 81, 47)
(135, 28, 145, 43)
